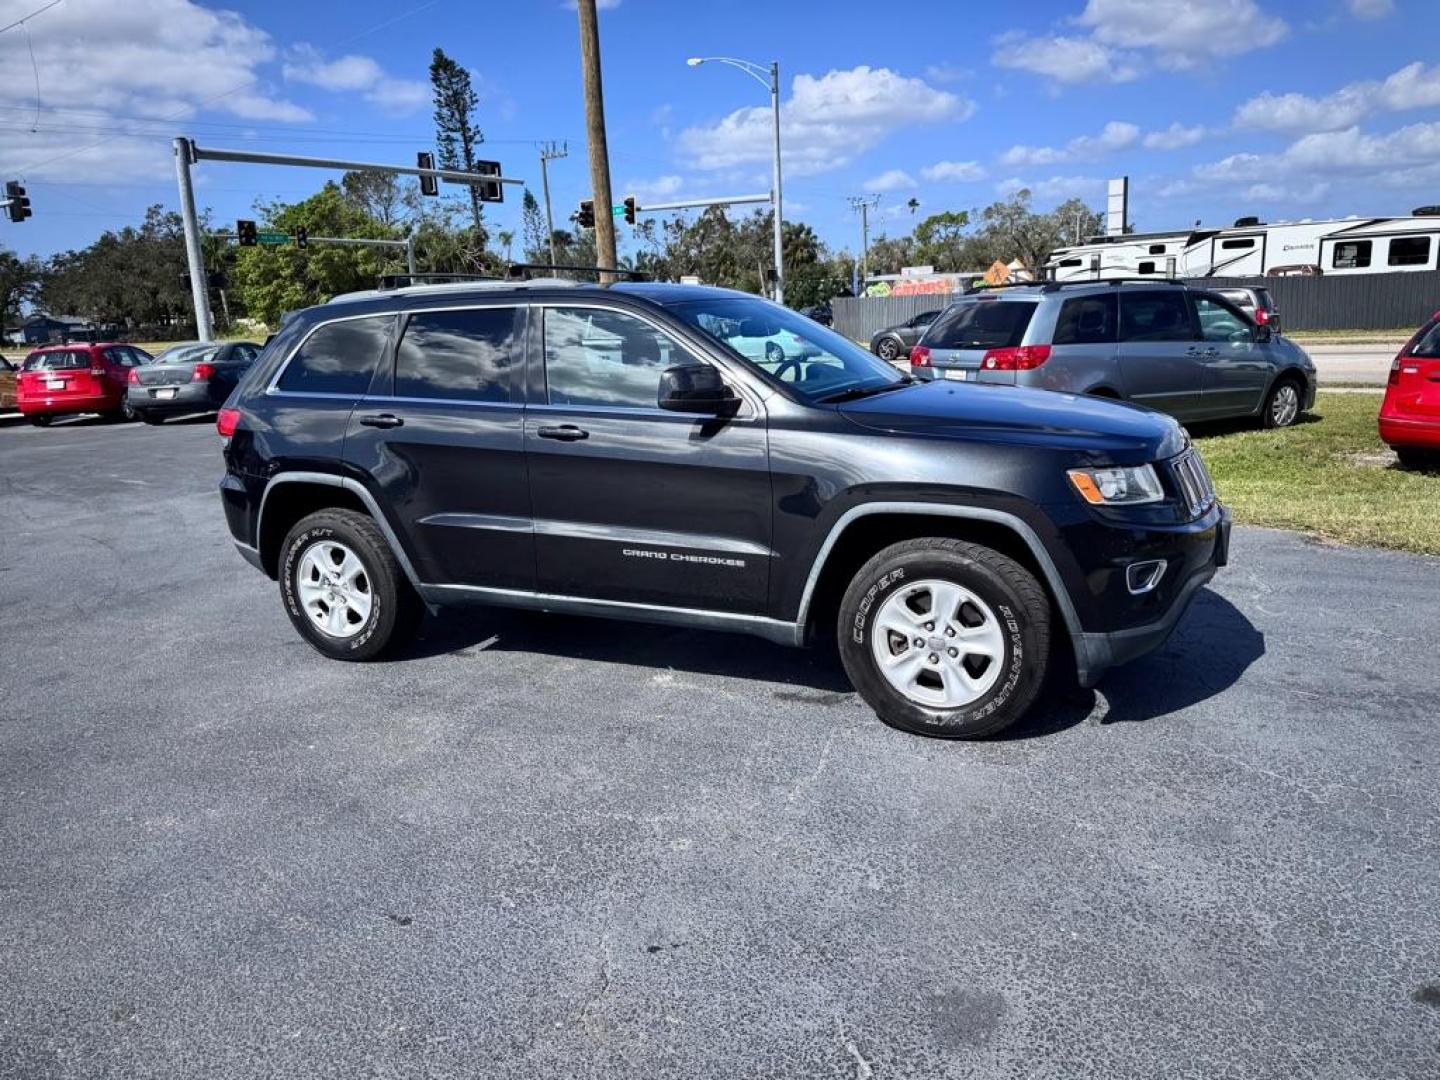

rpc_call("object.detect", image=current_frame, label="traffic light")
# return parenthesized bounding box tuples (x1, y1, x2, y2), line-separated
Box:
(623, 194, 637, 226)
(576, 199, 595, 229)
(5, 181, 31, 223)
(417, 151, 438, 197)
(477, 159, 503, 203)
(296, 225, 308, 250)
(237, 219, 257, 247)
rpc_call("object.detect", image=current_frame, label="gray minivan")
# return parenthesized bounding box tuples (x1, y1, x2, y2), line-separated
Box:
(909, 280, 1316, 427)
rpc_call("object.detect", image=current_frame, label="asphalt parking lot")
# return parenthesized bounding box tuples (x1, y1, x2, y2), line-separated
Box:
(2, 415, 1438, 1079)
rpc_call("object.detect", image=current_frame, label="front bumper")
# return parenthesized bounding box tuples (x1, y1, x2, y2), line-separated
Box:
(1069, 504, 1231, 687)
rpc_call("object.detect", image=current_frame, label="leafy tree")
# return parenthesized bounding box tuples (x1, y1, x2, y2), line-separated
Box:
(977, 191, 1102, 277)
(866, 233, 917, 275)
(521, 189, 548, 262)
(341, 170, 410, 228)
(429, 47, 486, 243)
(912, 210, 972, 271)
(497, 230, 515, 263)
(38, 206, 194, 330)
(0, 248, 42, 326)
(229, 183, 403, 326)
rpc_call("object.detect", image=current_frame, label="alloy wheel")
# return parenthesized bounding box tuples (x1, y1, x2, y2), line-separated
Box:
(870, 578, 1005, 708)
(295, 540, 374, 639)
(1271, 383, 1299, 427)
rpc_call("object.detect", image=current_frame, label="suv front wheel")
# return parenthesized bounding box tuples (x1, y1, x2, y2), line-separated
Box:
(837, 538, 1050, 739)
(279, 509, 421, 661)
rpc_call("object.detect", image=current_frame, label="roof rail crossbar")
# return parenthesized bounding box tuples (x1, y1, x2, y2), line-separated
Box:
(964, 276, 1187, 295)
(503, 262, 651, 282)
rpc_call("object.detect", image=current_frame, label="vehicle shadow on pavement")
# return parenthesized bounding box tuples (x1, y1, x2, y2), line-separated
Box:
(1003, 587, 1266, 739)
(405, 607, 855, 694)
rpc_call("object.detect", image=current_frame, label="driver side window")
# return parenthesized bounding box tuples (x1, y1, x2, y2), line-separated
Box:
(1194, 296, 1251, 343)
(543, 306, 694, 409)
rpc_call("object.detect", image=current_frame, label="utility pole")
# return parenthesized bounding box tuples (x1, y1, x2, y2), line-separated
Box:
(538, 141, 568, 266)
(173, 137, 214, 341)
(848, 194, 880, 294)
(575, 0, 617, 281)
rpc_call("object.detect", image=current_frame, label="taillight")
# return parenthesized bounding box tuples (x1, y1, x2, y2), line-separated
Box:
(981, 344, 1052, 370)
(216, 407, 241, 437)
(192, 362, 216, 381)
(1253, 308, 1272, 325)
(128, 368, 140, 384)
(910, 345, 932, 368)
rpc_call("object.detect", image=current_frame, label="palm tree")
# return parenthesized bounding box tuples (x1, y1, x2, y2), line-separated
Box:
(906, 197, 920, 215)
(497, 230, 515, 263)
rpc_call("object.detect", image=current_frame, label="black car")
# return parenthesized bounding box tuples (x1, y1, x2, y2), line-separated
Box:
(870, 309, 942, 362)
(127, 340, 262, 424)
(800, 302, 832, 326)
(218, 280, 1229, 739)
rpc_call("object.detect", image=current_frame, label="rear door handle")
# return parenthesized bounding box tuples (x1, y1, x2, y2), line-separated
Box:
(358, 413, 403, 429)
(536, 424, 589, 442)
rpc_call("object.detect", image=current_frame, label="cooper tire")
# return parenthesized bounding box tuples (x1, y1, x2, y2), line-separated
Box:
(28, 414, 52, 427)
(837, 538, 1050, 739)
(1396, 447, 1436, 471)
(279, 509, 421, 661)
(877, 337, 900, 362)
(1262, 375, 1303, 429)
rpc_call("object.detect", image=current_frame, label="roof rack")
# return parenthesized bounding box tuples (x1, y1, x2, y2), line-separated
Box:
(503, 262, 652, 282)
(965, 276, 1188, 295)
(378, 272, 501, 290)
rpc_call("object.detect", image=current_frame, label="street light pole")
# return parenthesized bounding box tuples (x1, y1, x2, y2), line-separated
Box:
(688, 56, 785, 306)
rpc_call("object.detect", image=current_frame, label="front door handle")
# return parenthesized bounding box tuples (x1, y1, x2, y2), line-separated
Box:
(359, 413, 404, 429)
(536, 424, 589, 442)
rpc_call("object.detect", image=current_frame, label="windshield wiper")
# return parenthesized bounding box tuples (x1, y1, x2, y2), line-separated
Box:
(817, 380, 912, 404)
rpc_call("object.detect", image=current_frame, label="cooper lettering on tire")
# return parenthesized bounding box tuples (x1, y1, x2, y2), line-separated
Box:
(837, 538, 1050, 739)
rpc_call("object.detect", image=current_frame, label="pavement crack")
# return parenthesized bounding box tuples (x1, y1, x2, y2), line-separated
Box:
(836, 1017, 874, 1080)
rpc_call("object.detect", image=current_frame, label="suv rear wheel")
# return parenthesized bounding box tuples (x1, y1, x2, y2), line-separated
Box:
(279, 509, 421, 661)
(837, 538, 1050, 739)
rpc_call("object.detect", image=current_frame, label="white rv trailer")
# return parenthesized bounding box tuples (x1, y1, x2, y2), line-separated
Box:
(1047, 211, 1440, 280)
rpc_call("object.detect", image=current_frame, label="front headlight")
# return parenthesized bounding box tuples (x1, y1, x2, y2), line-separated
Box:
(1067, 464, 1164, 506)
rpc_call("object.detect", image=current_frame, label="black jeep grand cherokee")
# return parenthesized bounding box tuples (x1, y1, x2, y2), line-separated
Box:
(218, 279, 1229, 739)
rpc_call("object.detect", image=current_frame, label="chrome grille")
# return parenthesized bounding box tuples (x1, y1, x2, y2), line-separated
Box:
(1171, 449, 1217, 519)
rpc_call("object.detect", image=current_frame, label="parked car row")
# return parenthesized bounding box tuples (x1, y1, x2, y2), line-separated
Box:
(5, 341, 261, 427)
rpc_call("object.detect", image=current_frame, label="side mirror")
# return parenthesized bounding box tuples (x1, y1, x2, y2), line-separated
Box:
(658, 363, 739, 414)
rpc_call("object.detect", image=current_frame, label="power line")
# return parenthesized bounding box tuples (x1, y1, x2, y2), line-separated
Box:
(0, 0, 64, 36)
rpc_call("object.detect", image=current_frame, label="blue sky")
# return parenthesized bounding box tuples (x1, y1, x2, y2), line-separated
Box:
(2, 0, 1439, 262)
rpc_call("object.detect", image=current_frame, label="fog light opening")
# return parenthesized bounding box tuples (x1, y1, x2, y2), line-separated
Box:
(1126, 559, 1168, 595)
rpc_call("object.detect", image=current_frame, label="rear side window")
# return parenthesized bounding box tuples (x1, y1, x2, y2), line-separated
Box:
(277, 316, 391, 396)
(21, 349, 89, 372)
(1052, 294, 1117, 345)
(925, 300, 1037, 350)
(394, 307, 520, 403)
(1388, 236, 1431, 267)
(103, 347, 142, 367)
(1409, 318, 1440, 358)
(1332, 240, 1371, 269)
(1119, 292, 1194, 343)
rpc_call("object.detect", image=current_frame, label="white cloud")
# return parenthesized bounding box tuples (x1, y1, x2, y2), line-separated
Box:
(994, 0, 1286, 85)
(679, 66, 974, 176)
(1001, 120, 1138, 166)
(1143, 122, 1206, 149)
(991, 33, 1138, 85)
(996, 175, 1107, 201)
(924, 63, 970, 83)
(0, 0, 312, 179)
(283, 45, 428, 116)
(864, 169, 918, 192)
(623, 175, 685, 202)
(921, 160, 986, 182)
(1077, 0, 1288, 69)
(1234, 62, 1440, 135)
(1347, 0, 1393, 17)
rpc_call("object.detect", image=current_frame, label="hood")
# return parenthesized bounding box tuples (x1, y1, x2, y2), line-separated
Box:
(839, 381, 1187, 462)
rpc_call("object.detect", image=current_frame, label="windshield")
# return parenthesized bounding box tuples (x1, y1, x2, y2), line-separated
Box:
(924, 299, 1037, 350)
(670, 297, 903, 403)
(154, 343, 221, 365)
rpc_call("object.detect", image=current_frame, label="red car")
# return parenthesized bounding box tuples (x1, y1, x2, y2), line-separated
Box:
(1380, 313, 1440, 469)
(16, 342, 152, 426)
